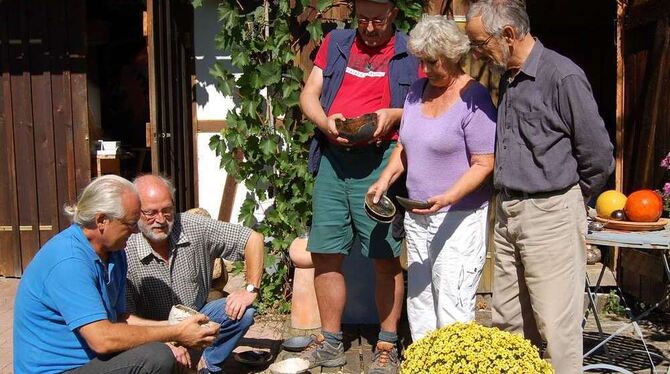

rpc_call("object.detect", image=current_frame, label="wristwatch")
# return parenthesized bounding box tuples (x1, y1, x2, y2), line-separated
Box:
(245, 284, 260, 293)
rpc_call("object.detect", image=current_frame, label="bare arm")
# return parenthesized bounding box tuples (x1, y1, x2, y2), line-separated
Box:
(413, 153, 494, 214)
(78, 314, 218, 355)
(121, 313, 169, 327)
(367, 143, 407, 203)
(299, 66, 349, 145)
(225, 230, 265, 320)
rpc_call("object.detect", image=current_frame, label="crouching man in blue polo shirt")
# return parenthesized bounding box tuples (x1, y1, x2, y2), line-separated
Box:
(13, 175, 219, 374)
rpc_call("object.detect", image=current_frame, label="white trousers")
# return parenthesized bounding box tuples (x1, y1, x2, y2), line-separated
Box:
(404, 206, 488, 340)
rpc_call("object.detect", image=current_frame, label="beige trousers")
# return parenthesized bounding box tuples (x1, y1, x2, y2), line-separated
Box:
(492, 185, 586, 374)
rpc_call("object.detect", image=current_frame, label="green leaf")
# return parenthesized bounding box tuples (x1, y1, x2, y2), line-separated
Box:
(191, 0, 203, 8)
(231, 50, 250, 69)
(306, 19, 323, 41)
(316, 0, 331, 12)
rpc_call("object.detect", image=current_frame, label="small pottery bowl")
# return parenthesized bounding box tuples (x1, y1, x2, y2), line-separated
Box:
(281, 336, 313, 352)
(335, 113, 378, 143)
(364, 195, 396, 223)
(396, 196, 432, 210)
(234, 350, 272, 366)
(268, 357, 310, 374)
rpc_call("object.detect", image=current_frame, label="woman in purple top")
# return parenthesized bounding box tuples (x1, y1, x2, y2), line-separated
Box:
(368, 15, 497, 340)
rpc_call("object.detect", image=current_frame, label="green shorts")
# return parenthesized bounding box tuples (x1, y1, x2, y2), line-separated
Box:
(307, 142, 402, 259)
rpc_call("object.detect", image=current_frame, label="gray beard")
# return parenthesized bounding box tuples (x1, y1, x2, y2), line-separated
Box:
(140, 220, 174, 243)
(490, 45, 511, 75)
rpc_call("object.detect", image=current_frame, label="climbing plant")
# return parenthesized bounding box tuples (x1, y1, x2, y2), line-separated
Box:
(204, 0, 423, 313)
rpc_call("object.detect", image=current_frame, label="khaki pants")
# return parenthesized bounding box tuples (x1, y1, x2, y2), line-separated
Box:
(492, 185, 586, 374)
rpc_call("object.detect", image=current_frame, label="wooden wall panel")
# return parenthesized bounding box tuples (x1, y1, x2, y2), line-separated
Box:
(8, 0, 41, 270)
(68, 0, 90, 193)
(0, 1, 22, 277)
(148, 0, 195, 212)
(48, 0, 78, 231)
(28, 0, 59, 247)
(0, 0, 90, 274)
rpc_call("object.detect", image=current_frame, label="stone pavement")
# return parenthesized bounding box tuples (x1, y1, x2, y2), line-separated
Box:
(2, 275, 669, 373)
(0, 277, 16, 374)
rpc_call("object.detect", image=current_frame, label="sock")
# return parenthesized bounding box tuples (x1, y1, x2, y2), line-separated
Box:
(322, 330, 343, 346)
(378, 330, 398, 344)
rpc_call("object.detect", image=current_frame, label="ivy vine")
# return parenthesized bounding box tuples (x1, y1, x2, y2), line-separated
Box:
(205, 0, 423, 313)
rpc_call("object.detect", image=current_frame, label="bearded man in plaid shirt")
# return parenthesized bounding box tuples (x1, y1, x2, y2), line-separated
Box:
(124, 175, 265, 374)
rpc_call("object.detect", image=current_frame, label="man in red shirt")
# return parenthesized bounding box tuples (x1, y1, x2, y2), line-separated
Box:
(299, 1, 420, 373)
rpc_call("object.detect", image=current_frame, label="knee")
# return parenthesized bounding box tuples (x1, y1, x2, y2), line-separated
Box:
(373, 257, 402, 276)
(240, 307, 256, 329)
(140, 342, 176, 373)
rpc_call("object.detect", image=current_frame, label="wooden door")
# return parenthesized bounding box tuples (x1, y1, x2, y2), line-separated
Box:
(0, 0, 89, 276)
(147, 0, 196, 212)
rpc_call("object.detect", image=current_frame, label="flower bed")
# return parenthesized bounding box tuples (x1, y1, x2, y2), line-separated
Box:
(401, 322, 554, 373)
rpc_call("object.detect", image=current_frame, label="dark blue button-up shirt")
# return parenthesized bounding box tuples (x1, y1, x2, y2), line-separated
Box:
(494, 40, 614, 198)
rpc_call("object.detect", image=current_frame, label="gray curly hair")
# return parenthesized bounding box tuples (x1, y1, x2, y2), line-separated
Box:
(64, 175, 136, 227)
(407, 15, 470, 63)
(466, 0, 530, 38)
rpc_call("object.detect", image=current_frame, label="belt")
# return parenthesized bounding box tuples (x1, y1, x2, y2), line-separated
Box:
(327, 141, 391, 153)
(498, 186, 573, 199)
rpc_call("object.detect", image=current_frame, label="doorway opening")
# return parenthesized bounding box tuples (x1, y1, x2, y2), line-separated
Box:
(527, 0, 618, 144)
(87, 0, 151, 180)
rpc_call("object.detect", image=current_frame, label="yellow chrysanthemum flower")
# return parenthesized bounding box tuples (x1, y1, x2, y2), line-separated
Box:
(400, 322, 554, 374)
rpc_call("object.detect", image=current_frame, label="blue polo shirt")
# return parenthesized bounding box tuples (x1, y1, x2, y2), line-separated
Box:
(13, 224, 127, 374)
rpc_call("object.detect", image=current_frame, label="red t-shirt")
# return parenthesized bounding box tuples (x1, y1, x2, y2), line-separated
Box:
(314, 33, 395, 119)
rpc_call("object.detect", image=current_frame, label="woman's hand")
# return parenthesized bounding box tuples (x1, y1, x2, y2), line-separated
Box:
(372, 108, 402, 140)
(367, 179, 391, 205)
(412, 193, 454, 215)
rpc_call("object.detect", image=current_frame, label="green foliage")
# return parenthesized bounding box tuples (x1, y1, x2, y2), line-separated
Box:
(603, 290, 627, 317)
(205, 0, 424, 313)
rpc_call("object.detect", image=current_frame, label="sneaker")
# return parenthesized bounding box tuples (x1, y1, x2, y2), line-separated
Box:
(368, 341, 399, 374)
(299, 334, 346, 368)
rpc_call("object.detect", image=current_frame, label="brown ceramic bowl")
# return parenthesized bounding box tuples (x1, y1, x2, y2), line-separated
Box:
(364, 194, 396, 223)
(335, 113, 378, 143)
(396, 196, 432, 210)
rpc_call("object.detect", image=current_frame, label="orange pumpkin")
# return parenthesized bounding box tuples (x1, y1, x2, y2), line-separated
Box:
(623, 189, 663, 222)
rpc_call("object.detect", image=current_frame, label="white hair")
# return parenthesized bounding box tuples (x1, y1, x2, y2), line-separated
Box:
(408, 15, 470, 63)
(467, 0, 530, 38)
(64, 175, 137, 227)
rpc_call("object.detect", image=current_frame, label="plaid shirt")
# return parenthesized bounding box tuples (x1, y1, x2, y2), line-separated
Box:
(124, 213, 252, 320)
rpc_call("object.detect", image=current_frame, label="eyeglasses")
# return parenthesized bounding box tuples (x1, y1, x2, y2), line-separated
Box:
(356, 12, 391, 28)
(141, 208, 174, 221)
(117, 218, 139, 232)
(469, 34, 495, 50)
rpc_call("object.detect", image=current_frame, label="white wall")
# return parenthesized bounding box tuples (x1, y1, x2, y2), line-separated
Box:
(193, 0, 248, 222)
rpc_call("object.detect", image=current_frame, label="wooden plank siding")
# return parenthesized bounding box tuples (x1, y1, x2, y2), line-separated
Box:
(0, 0, 89, 276)
(9, 0, 41, 271)
(28, 0, 59, 249)
(0, 1, 22, 276)
(148, 0, 196, 212)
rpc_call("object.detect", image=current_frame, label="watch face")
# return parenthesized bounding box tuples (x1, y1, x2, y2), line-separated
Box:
(246, 284, 257, 292)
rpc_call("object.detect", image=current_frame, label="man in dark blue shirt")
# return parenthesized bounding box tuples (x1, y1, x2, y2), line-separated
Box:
(465, 1, 614, 373)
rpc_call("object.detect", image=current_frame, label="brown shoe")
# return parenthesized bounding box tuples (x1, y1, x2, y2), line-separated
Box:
(299, 334, 346, 369)
(368, 341, 399, 374)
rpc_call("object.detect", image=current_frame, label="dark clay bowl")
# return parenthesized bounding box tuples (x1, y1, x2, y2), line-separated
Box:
(396, 196, 432, 210)
(364, 195, 396, 223)
(336, 113, 378, 143)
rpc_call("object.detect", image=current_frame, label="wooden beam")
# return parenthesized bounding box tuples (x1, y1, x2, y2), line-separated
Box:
(197, 119, 227, 133)
(218, 174, 238, 223)
(625, 0, 670, 30)
(615, 0, 627, 193)
(218, 150, 243, 222)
